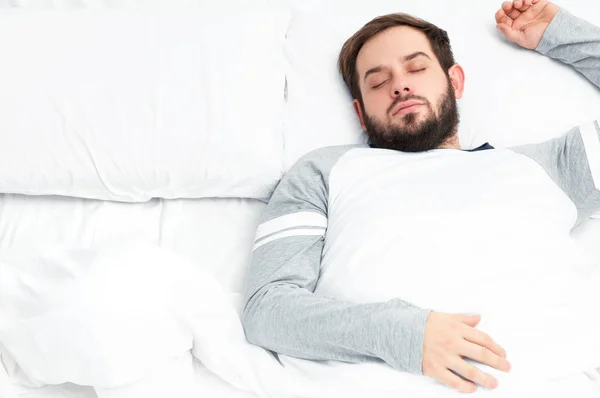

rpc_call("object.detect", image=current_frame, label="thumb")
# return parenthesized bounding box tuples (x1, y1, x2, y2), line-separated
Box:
(452, 313, 481, 327)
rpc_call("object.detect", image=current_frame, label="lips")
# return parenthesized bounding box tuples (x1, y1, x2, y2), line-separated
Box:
(392, 100, 424, 116)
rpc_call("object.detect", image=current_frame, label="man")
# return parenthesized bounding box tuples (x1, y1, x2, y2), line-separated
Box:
(242, 0, 600, 393)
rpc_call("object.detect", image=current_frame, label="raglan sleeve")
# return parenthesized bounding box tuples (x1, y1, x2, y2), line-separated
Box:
(241, 147, 431, 375)
(511, 121, 600, 222)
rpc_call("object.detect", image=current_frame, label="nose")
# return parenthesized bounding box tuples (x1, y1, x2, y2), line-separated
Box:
(391, 78, 412, 98)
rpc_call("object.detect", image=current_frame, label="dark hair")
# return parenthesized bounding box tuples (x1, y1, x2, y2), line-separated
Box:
(338, 13, 456, 103)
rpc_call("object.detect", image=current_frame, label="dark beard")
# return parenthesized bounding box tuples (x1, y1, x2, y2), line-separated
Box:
(363, 81, 459, 153)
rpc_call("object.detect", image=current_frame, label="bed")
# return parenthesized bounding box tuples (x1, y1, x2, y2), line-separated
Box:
(0, 0, 599, 397)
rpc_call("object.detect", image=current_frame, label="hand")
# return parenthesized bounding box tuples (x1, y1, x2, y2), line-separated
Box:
(422, 312, 511, 393)
(495, 0, 560, 50)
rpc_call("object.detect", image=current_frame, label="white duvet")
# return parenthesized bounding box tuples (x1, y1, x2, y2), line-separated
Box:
(0, 241, 599, 398)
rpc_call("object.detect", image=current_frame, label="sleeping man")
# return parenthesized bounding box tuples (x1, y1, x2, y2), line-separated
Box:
(242, 0, 600, 394)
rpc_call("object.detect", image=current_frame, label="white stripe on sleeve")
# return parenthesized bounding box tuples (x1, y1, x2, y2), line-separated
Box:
(254, 211, 328, 241)
(580, 121, 600, 190)
(253, 228, 326, 252)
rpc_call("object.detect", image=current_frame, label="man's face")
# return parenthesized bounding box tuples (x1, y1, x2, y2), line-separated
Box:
(354, 26, 462, 152)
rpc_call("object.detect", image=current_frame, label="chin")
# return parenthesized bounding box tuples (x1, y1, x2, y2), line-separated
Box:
(391, 112, 425, 126)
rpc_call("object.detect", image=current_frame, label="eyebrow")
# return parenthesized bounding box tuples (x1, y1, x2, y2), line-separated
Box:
(363, 51, 432, 83)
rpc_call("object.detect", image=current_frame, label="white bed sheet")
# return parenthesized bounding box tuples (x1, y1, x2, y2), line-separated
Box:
(7, 359, 258, 398)
(0, 194, 266, 396)
(0, 194, 163, 251)
(572, 218, 600, 265)
(0, 194, 265, 296)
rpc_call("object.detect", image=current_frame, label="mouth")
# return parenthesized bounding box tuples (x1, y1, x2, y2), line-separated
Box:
(392, 101, 424, 116)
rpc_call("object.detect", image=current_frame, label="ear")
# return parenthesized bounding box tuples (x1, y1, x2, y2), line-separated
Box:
(353, 99, 367, 131)
(447, 64, 465, 100)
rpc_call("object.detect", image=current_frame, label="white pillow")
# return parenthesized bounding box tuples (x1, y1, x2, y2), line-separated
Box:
(0, 7, 289, 202)
(282, 0, 600, 168)
(0, 0, 270, 7)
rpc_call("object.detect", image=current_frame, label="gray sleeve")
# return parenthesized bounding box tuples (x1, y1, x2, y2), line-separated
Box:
(535, 8, 600, 87)
(241, 145, 431, 375)
(511, 121, 600, 223)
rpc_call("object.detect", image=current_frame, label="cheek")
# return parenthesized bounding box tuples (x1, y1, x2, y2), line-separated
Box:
(363, 93, 389, 117)
(425, 76, 450, 105)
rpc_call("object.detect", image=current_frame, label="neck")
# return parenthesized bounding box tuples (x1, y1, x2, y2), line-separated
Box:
(437, 134, 461, 150)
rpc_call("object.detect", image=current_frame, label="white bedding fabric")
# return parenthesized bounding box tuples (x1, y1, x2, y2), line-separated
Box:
(0, 194, 265, 295)
(0, 194, 268, 397)
(1, 237, 599, 398)
(0, 244, 283, 392)
(4, 359, 259, 398)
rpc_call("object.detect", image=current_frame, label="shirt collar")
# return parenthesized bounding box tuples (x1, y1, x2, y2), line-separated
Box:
(367, 142, 495, 151)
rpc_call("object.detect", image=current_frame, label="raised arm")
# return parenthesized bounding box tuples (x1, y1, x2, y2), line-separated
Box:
(496, 1, 600, 221)
(496, 0, 600, 88)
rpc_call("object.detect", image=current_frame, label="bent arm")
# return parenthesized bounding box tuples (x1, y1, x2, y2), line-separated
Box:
(241, 147, 430, 374)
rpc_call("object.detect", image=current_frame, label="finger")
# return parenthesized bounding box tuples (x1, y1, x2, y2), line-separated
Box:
(500, 2, 521, 21)
(437, 368, 477, 393)
(513, 0, 523, 9)
(453, 313, 481, 328)
(448, 357, 499, 390)
(507, 5, 522, 20)
(460, 341, 512, 372)
(514, 0, 533, 12)
(464, 328, 507, 358)
(495, 9, 507, 24)
(495, 9, 513, 25)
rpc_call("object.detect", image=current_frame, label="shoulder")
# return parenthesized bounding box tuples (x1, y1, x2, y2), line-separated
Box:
(286, 144, 368, 178)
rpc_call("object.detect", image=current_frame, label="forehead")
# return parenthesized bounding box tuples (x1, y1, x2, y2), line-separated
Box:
(356, 26, 434, 76)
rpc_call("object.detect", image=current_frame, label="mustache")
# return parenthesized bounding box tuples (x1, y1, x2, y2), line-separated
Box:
(387, 95, 430, 115)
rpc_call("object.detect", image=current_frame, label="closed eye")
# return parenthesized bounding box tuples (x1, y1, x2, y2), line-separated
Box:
(409, 68, 426, 74)
(372, 80, 388, 89)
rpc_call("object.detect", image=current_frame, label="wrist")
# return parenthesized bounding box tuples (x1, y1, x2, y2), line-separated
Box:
(535, 7, 568, 54)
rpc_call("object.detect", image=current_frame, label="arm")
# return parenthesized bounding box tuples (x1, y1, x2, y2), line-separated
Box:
(536, 8, 600, 218)
(495, 0, 600, 89)
(497, 1, 600, 220)
(242, 147, 512, 392)
(241, 146, 429, 374)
